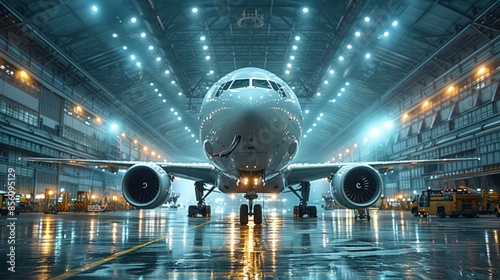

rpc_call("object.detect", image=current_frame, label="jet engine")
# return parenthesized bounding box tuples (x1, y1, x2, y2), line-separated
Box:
(331, 164, 383, 209)
(122, 163, 172, 209)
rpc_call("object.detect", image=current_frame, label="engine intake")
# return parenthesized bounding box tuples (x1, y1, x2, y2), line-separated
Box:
(331, 164, 383, 208)
(122, 163, 172, 209)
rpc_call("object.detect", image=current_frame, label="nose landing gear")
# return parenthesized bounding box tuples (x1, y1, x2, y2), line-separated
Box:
(239, 191, 263, 225)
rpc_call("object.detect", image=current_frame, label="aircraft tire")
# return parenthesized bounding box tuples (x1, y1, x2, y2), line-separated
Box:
(254, 204, 263, 225)
(240, 204, 249, 225)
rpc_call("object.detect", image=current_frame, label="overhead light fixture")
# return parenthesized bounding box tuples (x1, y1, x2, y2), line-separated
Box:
(203, 45, 208, 50)
(365, 53, 371, 59)
(200, 36, 206, 41)
(295, 35, 301, 41)
(156, 57, 161, 61)
(347, 44, 352, 49)
(329, 69, 334, 74)
(112, 33, 118, 38)
(123, 46, 127, 50)
(292, 45, 298, 50)
(140, 32, 146, 38)
(165, 70, 170, 74)
(392, 20, 398, 27)
(91, 6, 98, 12)
(192, 7, 198, 13)
(131, 17, 137, 23)
(130, 55, 136, 60)
(302, 7, 309, 13)
(339, 56, 344, 61)
(148, 45, 154, 50)
(205, 55, 211, 60)
(383, 31, 389, 37)
(364, 17, 370, 22)
(355, 31, 361, 37)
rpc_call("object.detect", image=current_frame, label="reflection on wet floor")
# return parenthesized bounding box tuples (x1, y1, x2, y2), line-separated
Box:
(0, 208, 499, 279)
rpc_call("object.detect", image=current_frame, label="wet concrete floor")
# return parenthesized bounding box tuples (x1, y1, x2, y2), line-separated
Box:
(0, 207, 499, 279)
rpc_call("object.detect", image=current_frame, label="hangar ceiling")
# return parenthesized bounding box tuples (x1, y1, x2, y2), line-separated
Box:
(0, 0, 499, 163)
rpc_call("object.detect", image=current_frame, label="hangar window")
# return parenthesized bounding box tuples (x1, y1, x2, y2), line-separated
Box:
(230, 79, 249, 89)
(252, 79, 272, 89)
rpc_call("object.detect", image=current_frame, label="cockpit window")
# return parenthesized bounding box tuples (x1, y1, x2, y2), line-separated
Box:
(215, 81, 233, 97)
(269, 81, 286, 97)
(230, 79, 249, 89)
(252, 79, 272, 89)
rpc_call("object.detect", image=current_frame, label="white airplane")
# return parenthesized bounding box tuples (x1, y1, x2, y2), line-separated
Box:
(25, 67, 477, 225)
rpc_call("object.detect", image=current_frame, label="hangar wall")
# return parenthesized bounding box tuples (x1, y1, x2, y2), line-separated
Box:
(0, 34, 161, 204)
(379, 38, 500, 201)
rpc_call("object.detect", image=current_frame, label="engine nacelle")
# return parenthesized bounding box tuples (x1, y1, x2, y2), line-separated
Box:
(122, 163, 172, 209)
(331, 164, 383, 209)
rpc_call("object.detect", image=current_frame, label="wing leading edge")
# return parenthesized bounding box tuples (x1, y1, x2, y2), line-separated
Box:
(284, 158, 479, 185)
(22, 157, 217, 185)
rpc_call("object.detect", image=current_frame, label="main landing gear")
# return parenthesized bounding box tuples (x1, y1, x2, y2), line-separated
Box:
(288, 182, 318, 218)
(188, 181, 215, 218)
(239, 191, 263, 225)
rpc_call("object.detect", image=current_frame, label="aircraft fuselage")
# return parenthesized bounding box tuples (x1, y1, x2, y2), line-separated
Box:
(199, 67, 302, 193)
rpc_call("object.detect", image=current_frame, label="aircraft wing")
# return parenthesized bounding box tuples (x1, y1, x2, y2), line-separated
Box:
(285, 158, 479, 185)
(22, 158, 217, 184)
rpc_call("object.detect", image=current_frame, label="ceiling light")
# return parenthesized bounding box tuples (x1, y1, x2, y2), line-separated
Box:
(285, 70, 290, 74)
(165, 70, 170, 74)
(329, 69, 334, 74)
(341, 88, 345, 92)
(364, 17, 370, 22)
(305, 109, 309, 114)
(178, 92, 182, 96)
(192, 7, 198, 13)
(320, 113, 324, 117)
(392, 20, 398, 27)
(174, 112, 178, 116)
(347, 44, 352, 49)
(140, 32, 146, 37)
(154, 88, 159, 92)
(112, 33, 118, 38)
(158, 93, 162, 97)
(170, 108, 174, 112)
(200, 36, 206, 41)
(287, 63, 292, 68)
(191, 134, 195, 137)
(355, 31, 361, 37)
(203, 45, 208, 50)
(91, 6, 98, 12)
(330, 99, 336, 102)
(317, 117, 321, 121)
(323, 80, 328, 84)
(209, 70, 214, 74)
(205, 55, 211, 60)
(345, 82, 350, 86)
(148, 45, 154, 50)
(177, 117, 182, 120)
(130, 55, 136, 60)
(302, 7, 309, 13)
(339, 56, 344, 61)
(383, 31, 389, 37)
(303, 135, 307, 138)
(292, 45, 298, 50)
(163, 99, 167, 103)
(316, 92, 321, 96)
(131, 17, 137, 23)
(365, 53, 371, 59)
(150, 82, 154, 86)
(313, 123, 317, 127)
(295, 35, 300, 41)
(136, 62, 141, 67)
(171, 80, 176, 84)
(290, 55, 295, 60)
(123, 46, 127, 50)
(156, 57, 161, 61)
(338, 93, 341, 96)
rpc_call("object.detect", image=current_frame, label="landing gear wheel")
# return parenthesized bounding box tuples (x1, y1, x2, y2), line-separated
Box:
(240, 204, 249, 225)
(293, 206, 304, 218)
(188, 205, 197, 217)
(254, 204, 263, 225)
(307, 206, 317, 217)
(204, 205, 211, 217)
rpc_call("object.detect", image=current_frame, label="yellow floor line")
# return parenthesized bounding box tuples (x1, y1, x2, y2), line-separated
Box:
(52, 221, 211, 280)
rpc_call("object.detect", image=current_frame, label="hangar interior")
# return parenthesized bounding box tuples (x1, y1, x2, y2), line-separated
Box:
(0, 0, 499, 209)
